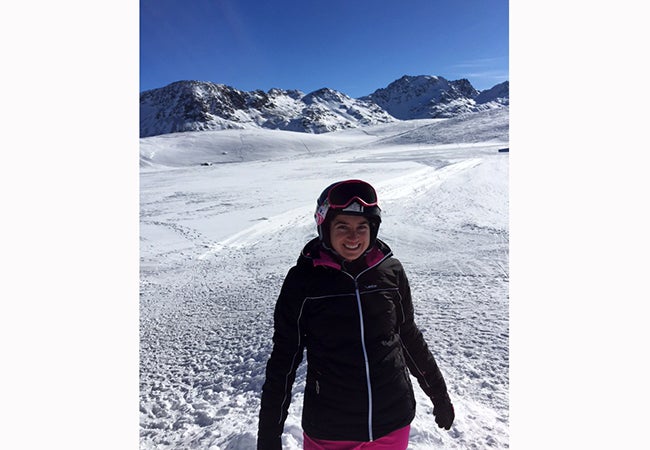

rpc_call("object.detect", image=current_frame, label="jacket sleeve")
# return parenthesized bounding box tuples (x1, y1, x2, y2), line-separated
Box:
(257, 266, 307, 450)
(395, 264, 451, 403)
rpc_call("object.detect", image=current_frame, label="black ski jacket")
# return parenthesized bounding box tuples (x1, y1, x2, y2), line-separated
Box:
(257, 238, 450, 449)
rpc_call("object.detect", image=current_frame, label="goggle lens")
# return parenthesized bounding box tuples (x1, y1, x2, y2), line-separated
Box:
(327, 180, 378, 208)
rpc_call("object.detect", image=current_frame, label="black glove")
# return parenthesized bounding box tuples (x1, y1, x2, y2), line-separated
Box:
(256, 432, 281, 450)
(432, 395, 455, 430)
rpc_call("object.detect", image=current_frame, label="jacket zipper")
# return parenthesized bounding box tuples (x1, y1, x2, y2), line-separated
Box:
(354, 279, 373, 441)
(344, 251, 392, 442)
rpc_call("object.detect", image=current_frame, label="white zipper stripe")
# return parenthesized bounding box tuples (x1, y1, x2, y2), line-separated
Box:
(350, 250, 392, 442)
(355, 284, 373, 441)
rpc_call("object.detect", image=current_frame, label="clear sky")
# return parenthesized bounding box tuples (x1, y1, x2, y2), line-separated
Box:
(140, 0, 509, 97)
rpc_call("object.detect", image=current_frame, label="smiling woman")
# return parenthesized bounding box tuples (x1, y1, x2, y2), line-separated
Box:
(257, 179, 455, 449)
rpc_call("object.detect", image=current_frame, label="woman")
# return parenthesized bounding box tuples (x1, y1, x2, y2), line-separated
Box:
(257, 179, 454, 449)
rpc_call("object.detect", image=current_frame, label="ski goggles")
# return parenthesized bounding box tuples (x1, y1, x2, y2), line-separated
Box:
(315, 180, 379, 225)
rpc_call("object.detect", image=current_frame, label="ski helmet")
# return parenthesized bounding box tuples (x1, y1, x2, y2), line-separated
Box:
(314, 179, 382, 249)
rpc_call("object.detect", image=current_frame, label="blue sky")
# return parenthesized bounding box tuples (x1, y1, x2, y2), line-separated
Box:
(140, 0, 509, 97)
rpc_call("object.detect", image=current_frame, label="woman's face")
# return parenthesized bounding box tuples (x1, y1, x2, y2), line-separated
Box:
(329, 214, 370, 261)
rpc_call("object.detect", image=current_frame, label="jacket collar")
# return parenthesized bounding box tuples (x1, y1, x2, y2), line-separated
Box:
(299, 237, 392, 272)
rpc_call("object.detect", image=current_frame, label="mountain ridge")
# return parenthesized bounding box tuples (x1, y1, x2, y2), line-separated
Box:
(140, 75, 508, 138)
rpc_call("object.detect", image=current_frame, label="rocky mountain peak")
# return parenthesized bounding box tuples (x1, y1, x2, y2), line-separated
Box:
(140, 75, 508, 137)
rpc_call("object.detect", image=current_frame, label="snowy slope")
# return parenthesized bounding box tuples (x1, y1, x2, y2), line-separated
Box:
(140, 108, 509, 449)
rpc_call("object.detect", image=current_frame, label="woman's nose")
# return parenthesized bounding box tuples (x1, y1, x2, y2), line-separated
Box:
(347, 229, 361, 238)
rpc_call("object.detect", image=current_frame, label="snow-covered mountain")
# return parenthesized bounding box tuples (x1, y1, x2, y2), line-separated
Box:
(363, 75, 508, 120)
(140, 75, 509, 138)
(474, 80, 509, 105)
(140, 82, 395, 138)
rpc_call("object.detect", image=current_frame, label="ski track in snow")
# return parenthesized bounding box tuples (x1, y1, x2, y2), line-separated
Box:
(197, 158, 482, 260)
(140, 114, 509, 449)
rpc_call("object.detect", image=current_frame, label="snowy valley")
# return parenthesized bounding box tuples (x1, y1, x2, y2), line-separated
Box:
(140, 107, 509, 449)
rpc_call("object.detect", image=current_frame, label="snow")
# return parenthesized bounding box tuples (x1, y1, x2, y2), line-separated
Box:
(139, 108, 510, 449)
(7, 11, 650, 449)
